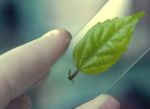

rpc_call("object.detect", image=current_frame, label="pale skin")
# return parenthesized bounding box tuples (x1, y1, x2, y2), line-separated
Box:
(0, 29, 120, 109)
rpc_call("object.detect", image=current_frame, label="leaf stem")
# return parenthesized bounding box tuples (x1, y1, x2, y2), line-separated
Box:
(68, 69, 79, 81)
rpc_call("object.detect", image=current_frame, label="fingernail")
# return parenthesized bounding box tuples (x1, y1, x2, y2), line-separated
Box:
(57, 28, 72, 40)
(96, 94, 120, 109)
(42, 28, 72, 42)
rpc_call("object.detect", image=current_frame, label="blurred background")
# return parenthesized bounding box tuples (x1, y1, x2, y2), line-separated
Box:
(0, 0, 149, 109)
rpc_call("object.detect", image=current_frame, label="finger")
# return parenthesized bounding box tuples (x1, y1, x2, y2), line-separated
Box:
(5, 94, 31, 109)
(76, 94, 120, 109)
(0, 29, 71, 108)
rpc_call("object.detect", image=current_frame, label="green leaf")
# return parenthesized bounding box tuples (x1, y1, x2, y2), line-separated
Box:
(73, 11, 144, 75)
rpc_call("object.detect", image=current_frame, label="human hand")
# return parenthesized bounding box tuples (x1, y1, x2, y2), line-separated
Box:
(76, 94, 120, 109)
(0, 29, 120, 109)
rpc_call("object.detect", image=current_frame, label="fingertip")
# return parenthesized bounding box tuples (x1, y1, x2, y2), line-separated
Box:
(57, 28, 72, 40)
(95, 94, 120, 109)
(39, 28, 72, 64)
(42, 28, 72, 44)
(76, 94, 120, 109)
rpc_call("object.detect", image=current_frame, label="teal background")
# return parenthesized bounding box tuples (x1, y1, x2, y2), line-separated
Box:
(0, 0, 149, 109)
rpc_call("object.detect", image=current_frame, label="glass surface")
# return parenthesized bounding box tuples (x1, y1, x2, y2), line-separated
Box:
(0, 1, 149, 109)
(29, 0, 150, 109)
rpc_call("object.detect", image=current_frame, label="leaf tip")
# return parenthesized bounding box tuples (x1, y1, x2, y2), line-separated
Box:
(135, 11, 145, 19)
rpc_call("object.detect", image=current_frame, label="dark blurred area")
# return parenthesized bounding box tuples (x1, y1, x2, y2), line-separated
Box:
(110, 51, 150, 109)
(121, 87, 150, 109)
(119, 1, 150, 108)
(0, 0, 22, 52)
(0, 0, 149, 109)
(1, 1, 20, 30)
(0, 0, 42, 53)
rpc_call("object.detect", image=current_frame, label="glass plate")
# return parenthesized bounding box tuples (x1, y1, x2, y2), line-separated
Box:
(31, 0, 150, 109)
